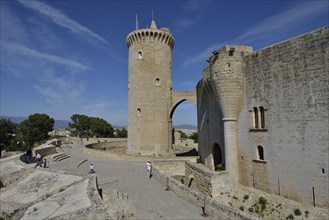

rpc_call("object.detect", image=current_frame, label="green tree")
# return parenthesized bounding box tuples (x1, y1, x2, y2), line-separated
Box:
(18, 113, 54, 147)
(116, 127, 127, 138)
(89, 117, 114, 138)
(179, 131, 188, 139)
(188, 132, 198, 143)
(0, 119, 17, 151)
(69, 114, 91, 137)
(69, 114, 114, 138)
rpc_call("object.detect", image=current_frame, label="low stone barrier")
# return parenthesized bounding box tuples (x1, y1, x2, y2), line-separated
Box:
(153, 160, 186, 176)
(69, 137, 127, 146)
(83, 147, 142, 161)
(152, 166, 259, 220)
(185, 161, 231, 197)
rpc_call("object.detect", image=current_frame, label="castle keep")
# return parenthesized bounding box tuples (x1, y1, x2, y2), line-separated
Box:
(197, 27, 328, 206)
(126, 21, 196, 156)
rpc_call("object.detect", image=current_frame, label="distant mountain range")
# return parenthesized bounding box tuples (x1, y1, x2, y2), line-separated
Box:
(1, 116, 196, 130)
(173, 124, 197, 130)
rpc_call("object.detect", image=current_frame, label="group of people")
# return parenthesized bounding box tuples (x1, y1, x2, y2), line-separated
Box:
(36, 152, 48, 168)
(27, 149, 153, 177)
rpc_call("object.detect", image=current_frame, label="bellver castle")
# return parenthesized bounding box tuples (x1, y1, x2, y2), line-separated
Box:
(126, 21, 328, 207)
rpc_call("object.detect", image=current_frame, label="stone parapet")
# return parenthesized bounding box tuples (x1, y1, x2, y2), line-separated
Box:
(152, 166, 259, 220)
(126, 28, 175, 49)
(185, 161, 230, 197)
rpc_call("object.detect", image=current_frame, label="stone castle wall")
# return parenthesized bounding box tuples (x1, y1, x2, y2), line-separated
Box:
(238, 27, 329, 206)
(197, 77, 225, 170)
(197, 27, 329, 207)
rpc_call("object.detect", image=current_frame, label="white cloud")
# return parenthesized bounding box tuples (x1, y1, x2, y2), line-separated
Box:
(18, 0, 108, 44)
(1, 42, 89, 72)
(183, 42, 225, 66)
(237, 1, 328, 43)
(176, 18, 199, 29)
(183, 0, 214, 13)
(33, 68, 86, 106)
(176, 0, 215, 29)
(0, 3, 29, 44)
(183, 1, 328, 66)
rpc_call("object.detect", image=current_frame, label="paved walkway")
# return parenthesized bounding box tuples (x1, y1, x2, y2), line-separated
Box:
(50, 143, 216, 219)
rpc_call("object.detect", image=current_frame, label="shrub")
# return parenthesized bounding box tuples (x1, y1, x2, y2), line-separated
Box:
(258, 197, 267, 210)
(215, 163, 225, 171)
(305, 210, 309, 217)
(248, 207, 253, 213)
(0, 179, 4, 189)
(239, 206, 244, 211)
(294, 208, 302, 216)
(258, 197, 267, 205)
(243, 195, 249, 200)
(286, 214, 294, 219)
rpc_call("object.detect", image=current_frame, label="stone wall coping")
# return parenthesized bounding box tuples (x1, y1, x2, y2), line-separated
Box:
(185, 161, 220, 177)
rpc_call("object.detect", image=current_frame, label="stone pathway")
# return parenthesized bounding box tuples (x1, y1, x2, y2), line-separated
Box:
(50, 143, 216, 219)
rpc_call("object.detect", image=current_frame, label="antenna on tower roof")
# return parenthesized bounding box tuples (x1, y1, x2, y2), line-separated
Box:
(135, 14, 139, 30)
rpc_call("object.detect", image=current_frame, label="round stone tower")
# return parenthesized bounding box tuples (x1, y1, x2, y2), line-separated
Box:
(210, 45, 253, 186)
(126, 20, 175, 156)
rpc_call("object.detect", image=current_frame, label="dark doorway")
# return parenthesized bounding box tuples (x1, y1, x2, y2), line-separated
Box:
(213, 143, 224, 170)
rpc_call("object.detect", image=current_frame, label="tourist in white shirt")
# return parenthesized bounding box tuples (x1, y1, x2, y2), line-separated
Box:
(146, 160, 152, 178)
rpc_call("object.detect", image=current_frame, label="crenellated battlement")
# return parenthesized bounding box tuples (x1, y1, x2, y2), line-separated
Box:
(126, 28, 175, 49)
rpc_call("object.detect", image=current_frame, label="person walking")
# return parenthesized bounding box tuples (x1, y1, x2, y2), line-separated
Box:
(146, 160, 152, 178)
(36, 152, 42, 167)
(89, 163, 95, 173)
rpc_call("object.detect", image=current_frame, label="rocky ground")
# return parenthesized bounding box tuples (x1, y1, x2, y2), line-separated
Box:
(0, 143, 216, 220)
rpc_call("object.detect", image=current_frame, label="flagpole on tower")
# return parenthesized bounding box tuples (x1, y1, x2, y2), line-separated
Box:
(136, 14, 138, 30)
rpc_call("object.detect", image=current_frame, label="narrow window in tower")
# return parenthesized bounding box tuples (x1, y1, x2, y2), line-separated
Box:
(253, 107, 259, 128)
(137, 51, 142, 60)
(260, 106, 265, 128)
(137, 108, 141, 117)
(155, 78, 160, 86)
(257, 145, 264, 160)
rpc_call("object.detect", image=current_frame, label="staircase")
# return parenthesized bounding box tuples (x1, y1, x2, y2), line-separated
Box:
(53, 153, 70, 161)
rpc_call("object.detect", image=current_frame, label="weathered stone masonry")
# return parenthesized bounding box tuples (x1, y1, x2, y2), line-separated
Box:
(126, 21, 196, 156)
(197, 27, 329, 207)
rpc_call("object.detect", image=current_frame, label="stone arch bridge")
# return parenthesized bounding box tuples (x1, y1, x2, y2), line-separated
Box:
(170, 91, 197, 119)
(168, 91, 197, 145)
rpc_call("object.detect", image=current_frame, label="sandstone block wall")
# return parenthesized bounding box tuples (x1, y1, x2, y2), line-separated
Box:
(153, 160, 186, 176)
(196, 78, 225, 170)
(197, 27, 328, 207)
(238, 27, 329, 207)
(185, 161, 230, 197)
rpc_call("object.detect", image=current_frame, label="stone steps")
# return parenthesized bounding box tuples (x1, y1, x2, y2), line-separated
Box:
(53, 153, 70, 161)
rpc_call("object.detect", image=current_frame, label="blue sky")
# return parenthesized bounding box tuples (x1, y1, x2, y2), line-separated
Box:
(1, 0, 328, 126)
